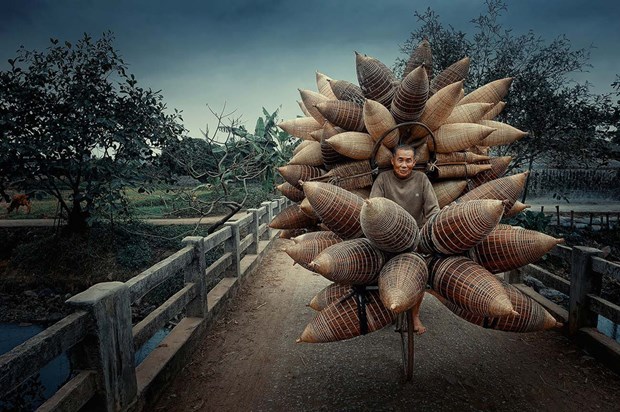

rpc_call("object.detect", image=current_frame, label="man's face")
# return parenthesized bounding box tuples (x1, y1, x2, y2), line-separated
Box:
(391, 148, 415, 179)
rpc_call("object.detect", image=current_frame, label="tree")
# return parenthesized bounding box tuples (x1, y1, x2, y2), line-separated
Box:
(0, 32, 186, 233)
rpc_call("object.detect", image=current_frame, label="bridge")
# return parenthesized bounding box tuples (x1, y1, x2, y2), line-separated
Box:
(1, 197, 619, 411)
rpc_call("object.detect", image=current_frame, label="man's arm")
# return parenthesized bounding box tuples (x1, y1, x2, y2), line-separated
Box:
(422, 176, 440, 223)
(369, 173, 385, 198)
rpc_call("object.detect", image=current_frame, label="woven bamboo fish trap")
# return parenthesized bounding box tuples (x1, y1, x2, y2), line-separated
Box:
(328, 79, 366, 106)
(278, 165, 325, 190)
(292, 230, 342, 244)
(468, 226, 564, 273)
(279, 228, 309, 239)
(320, 123, 349, 170)
(363, 99, 400, 149)
(285, 237, 343, 270)
(327, 132, 392, 167)
(298, 289, 394, 343)
(316, 71, 338, 99)
(504, 201, 530, 218)
(444, 102, 494, 124)
(299, 89, 329, 124)
(308, 283, 352, 311)
(302, 181, 365, 239)
(468, 156, 512, 189)
(459, 77, 513, 106)
(391, 66, 429, 125)
(298, 100, 311, 117)
(478, 120, 528, 147)
(436, 152, 490, 164)
(468, 145, 490, 156)
(293, 139, 314, 155)
(432, 284, 560, 332)
(276, 182, 305, 202)
(409, 81, 464, 140)
(432, 163, 493, 179)
(289, 141, 323, 167)
(429, 56, 470, 95)
(309, 129, 323, 142)
(315, 101, 365, 132)
(321, 160, 374, 191)
(428, 256, 517, 317)
(269, 203, 318, 230)
(432, 180, 468, 208)
(403, 38, 432, 79)
(481, 101, 506, 121)
(378, 253, 428, 313)
(309, 238, 386, 284)
(360, 197, 420, 253)
(418, 199, 505, 255)
(300, 197, 319, 220)
(349, 187, 371, 198)
(457, 171, 528, 214)
(278, 117, 322, 141)
(427, 123, 496, 153)
(356, 52, 396, 107)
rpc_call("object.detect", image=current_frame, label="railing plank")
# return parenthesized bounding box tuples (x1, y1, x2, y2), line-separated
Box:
(549, 244, 572, 261)
(592, 257, 620, 281)
(206, 252, 233, 279)
(234, 212, 253, 230)
(588, 294, 620, 324)
(519, 264, 571, 295)
(204, 226, 232, 253)
(258, 223, 268, 237)
(132, 283, 197, 350)
(36, 370, 97, 412)
(239, 233, 253, 255)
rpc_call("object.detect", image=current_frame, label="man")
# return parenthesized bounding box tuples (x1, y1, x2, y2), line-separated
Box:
(370, 144, 439, 334)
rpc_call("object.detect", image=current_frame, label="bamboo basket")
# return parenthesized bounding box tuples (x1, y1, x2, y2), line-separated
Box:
(279, 228, 309, 239)
(349, 187, 371, 199)
(276, 182, 305, 202)
(428, 256, 517, 317)
(432, 180, 468, 208)
(459, 77, 513, 106)
(327, 132, 392, 167)
(415, 142, 430, 163)
(356, 52, 396, 107)
(378, 253, 428, 313)
(436, 152, 490, 164)
(504, 201, 530, 218)
(468, 226, 564, 273)
(302, 181, 365, 239)
(320, 122, 349, 170)
(363, 99, 400, 149)
(289, 141, 324, 167)
(478, 120, 528, 147)
(390, 66, 429, 124)
(360, 197, 420, 253)
(481, 101, 506, 121)
(432, 163, 493, 179)
(298, 289, 394, 343)
(298, 100, 311, 117)
(300, 197, 319, 220)
(309, 129, 323, 142)
(278, 117, 322, 141)
(315, 101, 365, 132)
(457, 171, 528, 214)
(403, 38, 432, 79)
(427, 123, 495, 153)
(444, 102, 494, 124)
(292, 231, 342, 244)
(429, 56, 470, 95)
(309, 238, 386, 285)
(293, 140, 314, 155)
(278, 165, 326, 190)
(321, 160, 374, 191)
(308, 283, 352, 311)
(328, 79, 366, 106)
(418, 199, 505, 255)
(299, 89, 329, 124)
(269, 203, 318, 230)
(468, 156, 512, 189)
(410, 81, 464, 140)
(316, 71, 338, 99)
(285, 237, 343, 270)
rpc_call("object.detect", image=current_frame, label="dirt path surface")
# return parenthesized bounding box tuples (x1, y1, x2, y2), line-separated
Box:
(152, 239, 620, 412)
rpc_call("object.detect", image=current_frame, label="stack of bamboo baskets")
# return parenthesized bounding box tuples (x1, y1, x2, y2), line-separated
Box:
(271, 39, 563, 344)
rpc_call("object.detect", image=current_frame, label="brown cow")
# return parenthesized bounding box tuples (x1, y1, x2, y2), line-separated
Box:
(7, 194, 32, 214)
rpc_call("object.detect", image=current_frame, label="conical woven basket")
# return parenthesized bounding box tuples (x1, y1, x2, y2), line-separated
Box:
(436, 152, 490, 164)
(444, 102, 494, 124)
(356, 52, 396, 107)
(390, 66, 429, 124)
(309, 238, 386, 284)
(285, 237, 343, 270)
(360, 197, 420, 253)
(504, 201, 530, 218)
(289, 141, 324, 166)
(308, 283, 352, 311)
(403, 38, 432, 79)
(432, 180, 468, 208)
(468, 226, 564, 273)
(300, 197, 319, 220)
(429, 56, 470, 95)
(292, 231, 342, 244)
(363, 99, 400, 148)
(293, 140, 314, 155)
(459, 77, 513, 106)
(321, 160, 374, 191)
(278, 165, 325, 190)
(276, 182, 305, 202)
(316, 71, 337, 99)
(298, 289, 394, 343)
(410, 80, 464, 140)
(315, 101, 365, 132)
(433, 163, 493, 179)
(320, 122, 350, 170)
(278, 117, 322, 141)
(428, 123, 495, 153)
(349, 187, 371, 198)
(302, 181, 365, 239)
(299, 89, 329, 124)
(298, 100, 311, 117)
(418, 199, 504, 255)
(269, 203, 318, 230)
(481, 101, 506, 121)
(457, 171, 528, 214)
(328, 79, 366, 106)
(378, 253, 428, 313)
(478, 120, 528, 147)
(327, 132, 392, 167)
(428, 256, 516, 317)
(279, 228, 309, 239)
(468, 156, 512, 189)
(415, 142, 431, 163)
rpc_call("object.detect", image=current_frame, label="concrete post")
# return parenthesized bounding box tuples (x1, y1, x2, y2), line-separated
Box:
(261, 201, 274, 239)
(247, 209, 260, 254)
(182, 236, 208, 317)
(66, 282, 137, 411)
(224, 221, 241, 277)
(568, 246, 604, 335)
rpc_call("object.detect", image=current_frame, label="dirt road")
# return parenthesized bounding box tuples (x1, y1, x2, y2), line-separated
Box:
(152, 239, 620, 411)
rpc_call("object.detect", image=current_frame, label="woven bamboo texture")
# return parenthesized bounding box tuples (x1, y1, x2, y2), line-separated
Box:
(468, 145, 490, 156)
(432, 180, 468, 208)
(310, 129, 324, 142)
(403, 38, 432, 79)
(468, 156, 512, 189)
(278, 165, 326, 190)
(457, 171, 528, 214)
(316, 71, 338, 99)
(481, 101, 506, 121)
(276, 182, 305, 202)
(320, 123, 349, 170)
(433, 163, 493, 179)
(293, 140, 314, 155)
(433, 284, 560, 332)
(428, 123, 495, 153)
(356, 52, 396, 107)
(315, 101, 365, 132)
(363, 99, 400, 149)
(278, 117, 322, 141)
(444, 102, 494, 124)
(309, 238, 386, 284)
(322, 160, 374, 191)
(378, 253, 428, 313)
(478, 120, 528, 147)
(289, 141, 323, 166)
(418, 199, 504, 255)
(300, 197, 319, 220)
(349, 187, 371, 198)
(436, 152, 490, 164)
(292, 230, 342, 244)
(428, 256, 517, 317)
(429, 57, 470, 95)
(391, 66, 429, 124)
(459, 77, 513, 106)
(327, 133, 392, 167)
(299, 89, 329, 124)
(298, 100, 311, 117)
(360, 197, 420, 253)
(298, 289, 394, 343)
(410, 81, 464, 139)
(269, 203, 318, 230)
(414, 142, 430, 163)
(328, 79, 366, 106)
(302, 181, 365, 239)
(468, 226, 564, 273)
(504, 201, 530, 218)
(308, 283, 352, 311)
(279, 228, 309, 239)
(285, 237, 343, 270)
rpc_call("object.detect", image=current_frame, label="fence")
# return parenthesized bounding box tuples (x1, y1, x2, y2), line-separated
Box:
(526, 168, 620, 200)
(0, 197, 289, 412)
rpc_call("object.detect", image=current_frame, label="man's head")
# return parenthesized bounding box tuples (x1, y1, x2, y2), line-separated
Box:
(391, 144, 416, 179)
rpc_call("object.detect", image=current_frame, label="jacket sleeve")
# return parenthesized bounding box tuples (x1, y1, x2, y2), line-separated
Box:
(369, 173, 385, 198)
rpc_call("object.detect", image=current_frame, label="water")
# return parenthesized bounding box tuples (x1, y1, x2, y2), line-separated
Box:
(597, 316, 620, 343)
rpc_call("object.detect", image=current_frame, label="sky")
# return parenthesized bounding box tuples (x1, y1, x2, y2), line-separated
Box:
(1, 0, 619, 139)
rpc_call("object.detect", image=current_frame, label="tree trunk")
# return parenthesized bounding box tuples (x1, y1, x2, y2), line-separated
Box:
(65, 199, 89, 234)
(521, 156, 535, 203)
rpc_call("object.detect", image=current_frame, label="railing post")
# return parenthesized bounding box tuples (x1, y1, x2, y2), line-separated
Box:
(224, 221, 241, 277)
(568, 246, 604, 335)
(261, 201, 274, 239)
(66, 282, 137, 411)
(182, 236, 208, 317)
(247, 209, 260, 254)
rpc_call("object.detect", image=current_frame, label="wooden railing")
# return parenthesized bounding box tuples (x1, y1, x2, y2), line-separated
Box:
(0, 197, 289, 412)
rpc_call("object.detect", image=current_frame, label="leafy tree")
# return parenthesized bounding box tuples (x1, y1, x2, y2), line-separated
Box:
(0, 32, 186, 233)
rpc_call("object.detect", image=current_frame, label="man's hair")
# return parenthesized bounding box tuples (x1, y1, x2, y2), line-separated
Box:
(391, 144, 416, 156)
